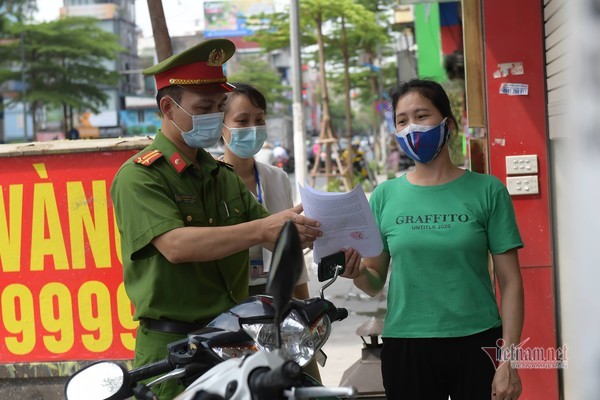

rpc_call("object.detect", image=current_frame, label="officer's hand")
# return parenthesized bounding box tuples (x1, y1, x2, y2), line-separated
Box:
(264, 204, 322, 248)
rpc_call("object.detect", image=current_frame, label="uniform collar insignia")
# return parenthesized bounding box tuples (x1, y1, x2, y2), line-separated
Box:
(170, 152, 187, 173)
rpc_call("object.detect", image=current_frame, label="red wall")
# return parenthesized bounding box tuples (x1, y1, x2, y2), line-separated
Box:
(483, 1, 558, 398)
(441, 25, 463, 55)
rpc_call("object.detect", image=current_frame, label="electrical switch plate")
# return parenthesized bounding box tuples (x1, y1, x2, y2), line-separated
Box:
(506, 154, 538, 175)
(506, 175, 539, 195)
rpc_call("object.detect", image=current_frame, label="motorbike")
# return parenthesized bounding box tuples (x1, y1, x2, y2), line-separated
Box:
(339, 146, 378, 190)
(274, 155, 295, 173)
(64, 221, 356, 400)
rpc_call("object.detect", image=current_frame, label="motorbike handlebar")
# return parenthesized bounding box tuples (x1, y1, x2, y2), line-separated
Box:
(248, 360, 302, 399)
(323, 299, 348, 322)
(128, 358, 173, 383)
(333, 307, 349, 321)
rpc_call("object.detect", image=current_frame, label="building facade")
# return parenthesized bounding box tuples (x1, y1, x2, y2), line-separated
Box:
(61, 0, 142, 138)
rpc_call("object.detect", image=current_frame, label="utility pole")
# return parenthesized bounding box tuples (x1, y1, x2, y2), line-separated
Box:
(289, 0, 307, 199)
(147, 0, 172, 62)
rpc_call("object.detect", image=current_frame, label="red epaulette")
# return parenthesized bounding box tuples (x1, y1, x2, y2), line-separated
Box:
(134, 149, 163, 166)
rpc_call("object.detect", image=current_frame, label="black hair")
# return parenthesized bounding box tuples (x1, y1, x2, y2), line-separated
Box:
(389, 79, 458, 133)
(156, 85, 184, 107)
(224, 82, 267, 114)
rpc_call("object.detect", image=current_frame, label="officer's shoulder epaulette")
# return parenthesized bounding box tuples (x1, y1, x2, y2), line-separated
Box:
(134, 149, 163, 166)
(216, 159, 234, 170)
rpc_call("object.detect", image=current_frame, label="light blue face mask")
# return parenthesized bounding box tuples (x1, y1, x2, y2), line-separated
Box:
(223, 125, 268, 159)
(170, 98, 224, 148)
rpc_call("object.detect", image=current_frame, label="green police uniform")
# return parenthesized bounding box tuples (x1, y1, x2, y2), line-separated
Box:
(111, 130, 269, 398)
(110, 37, 271, 399)
(112, 129, 269, 321)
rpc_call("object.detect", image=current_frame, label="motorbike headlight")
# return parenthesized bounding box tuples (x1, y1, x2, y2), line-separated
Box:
(309, 312, 331, 351)
(242, 310, 330, 367)
(211, 344, 257, 361)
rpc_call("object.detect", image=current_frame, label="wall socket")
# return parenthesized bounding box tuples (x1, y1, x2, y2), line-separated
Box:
(506, 175, 539, 195)
(506, 155, 538, 175)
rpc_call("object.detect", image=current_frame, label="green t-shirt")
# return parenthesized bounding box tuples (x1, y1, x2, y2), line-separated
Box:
(369, 170, 523, 338)
(110, 131, 269, 323)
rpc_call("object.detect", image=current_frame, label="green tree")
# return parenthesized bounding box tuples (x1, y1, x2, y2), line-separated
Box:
(0, 0, 37, 25)
(227, 57, 291, 113)
(250, 0, 393, 187)
(250, 8, 316, 52)
(0, 0, 37, 143)
(326, 1, 387, 183)
(0, 17, 123, 140)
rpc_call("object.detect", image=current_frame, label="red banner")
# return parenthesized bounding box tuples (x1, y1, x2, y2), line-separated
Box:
(0, 145, 143, 363)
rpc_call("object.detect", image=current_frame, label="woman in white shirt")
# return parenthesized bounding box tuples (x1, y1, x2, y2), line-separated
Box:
(220, 83, 311, 300)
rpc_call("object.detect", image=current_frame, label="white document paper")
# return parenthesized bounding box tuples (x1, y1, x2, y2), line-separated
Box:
(298, 183, 383, 263)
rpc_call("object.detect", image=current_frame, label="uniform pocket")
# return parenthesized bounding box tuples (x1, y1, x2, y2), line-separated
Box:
(218, 195, 248, 225)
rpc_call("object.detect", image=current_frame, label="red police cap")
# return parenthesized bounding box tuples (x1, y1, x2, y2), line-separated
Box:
(142, 38, 236, 92)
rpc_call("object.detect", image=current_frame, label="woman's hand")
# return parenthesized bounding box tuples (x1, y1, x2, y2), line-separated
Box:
(340, 248, 363, 279)
(491, 361, 522, 400)
(338, 250, 389, 297)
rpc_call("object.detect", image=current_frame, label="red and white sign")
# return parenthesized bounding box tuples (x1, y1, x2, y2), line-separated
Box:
(0, 138, 150, 363)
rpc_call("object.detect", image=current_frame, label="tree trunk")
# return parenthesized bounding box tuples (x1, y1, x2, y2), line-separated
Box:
(69, 106, 74, 131)
(0, 95, 5, 143)
(310, 8, 350, 190)
(62, 103, 68, 134)
(147, 0, 172, 62)
(31, 101, 37, 142)
(341, 16, 354, 185)
(315, 14, 332, 175)
(365, 51, 377, 132)
(365, 49, 382, 165)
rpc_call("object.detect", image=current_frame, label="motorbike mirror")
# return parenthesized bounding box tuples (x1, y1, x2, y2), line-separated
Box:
(317, 251, 346, 282)
(266, 220, 303, 323)
(65, 361, 129, 400)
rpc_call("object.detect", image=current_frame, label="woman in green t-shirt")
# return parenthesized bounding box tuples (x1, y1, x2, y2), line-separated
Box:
(340, 79, 524, 400)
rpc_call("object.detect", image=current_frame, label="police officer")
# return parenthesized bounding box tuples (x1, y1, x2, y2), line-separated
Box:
(110, 38, 321, 399)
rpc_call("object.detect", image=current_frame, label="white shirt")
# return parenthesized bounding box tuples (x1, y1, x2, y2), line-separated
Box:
(251, 161, 309, 287)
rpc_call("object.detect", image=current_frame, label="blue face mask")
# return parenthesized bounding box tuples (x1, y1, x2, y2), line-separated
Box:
(170, 98, 224, 148)
(395, 118, 450, 164)
(224, 125, 268, 159)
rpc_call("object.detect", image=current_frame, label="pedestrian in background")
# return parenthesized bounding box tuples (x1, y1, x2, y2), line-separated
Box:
(273, 141, 289, 164)
(110, 39, 321, 399)
(68, 127, 79, 140)
(255, 141, 274, 165)
(341, 79, 524, 400)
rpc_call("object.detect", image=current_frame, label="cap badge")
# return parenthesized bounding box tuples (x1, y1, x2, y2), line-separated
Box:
(207, 48, 225, 67)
